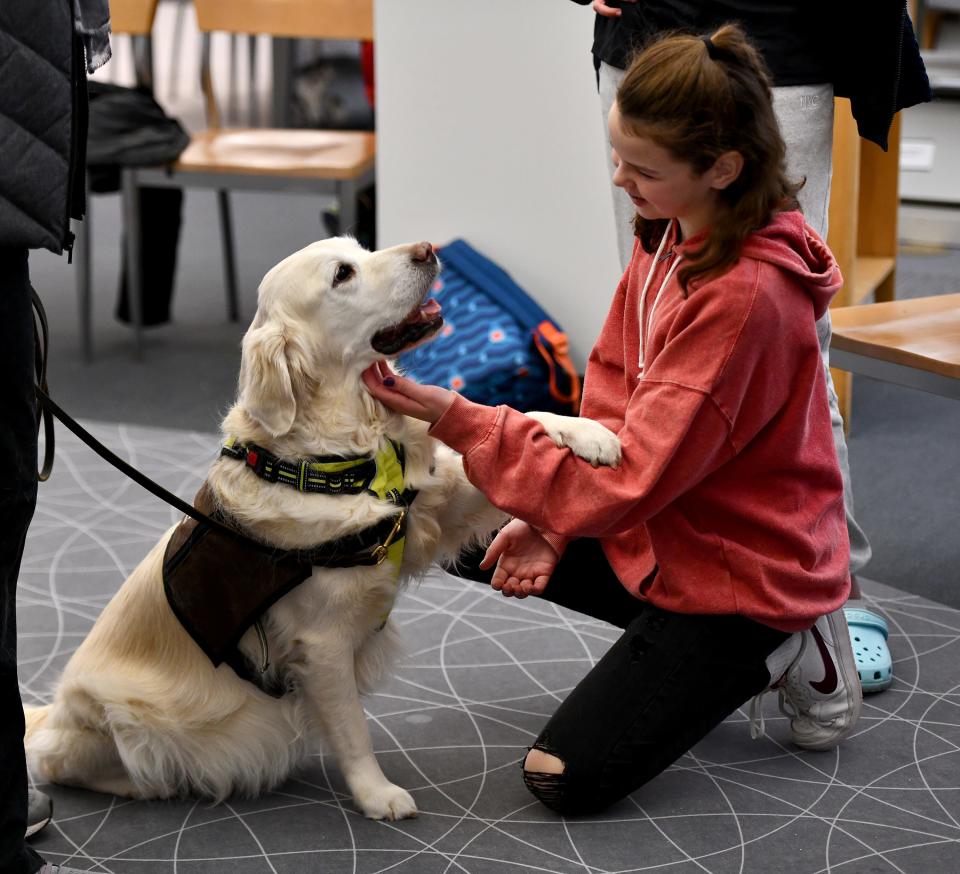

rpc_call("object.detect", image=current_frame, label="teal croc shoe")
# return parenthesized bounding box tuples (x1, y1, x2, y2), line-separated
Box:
(844, 607, 893, 693)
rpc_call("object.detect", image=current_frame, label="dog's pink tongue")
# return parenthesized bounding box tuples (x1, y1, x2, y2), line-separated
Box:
(419, 298, 441, 319)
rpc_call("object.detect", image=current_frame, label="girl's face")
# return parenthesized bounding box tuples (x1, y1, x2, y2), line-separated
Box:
(608, 103, 737, 239)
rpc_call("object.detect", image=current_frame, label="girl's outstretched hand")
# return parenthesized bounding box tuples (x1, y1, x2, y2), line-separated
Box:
(362, 360, 456, 424)
(480, 519, 559, 599)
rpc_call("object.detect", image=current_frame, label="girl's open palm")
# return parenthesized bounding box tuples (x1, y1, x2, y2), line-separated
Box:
(480, 519, 559, 598)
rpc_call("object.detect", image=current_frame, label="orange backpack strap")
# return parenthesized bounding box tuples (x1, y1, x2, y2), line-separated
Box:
(532, 321, 582, 414)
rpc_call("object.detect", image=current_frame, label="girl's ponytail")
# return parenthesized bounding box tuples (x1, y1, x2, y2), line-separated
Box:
(618, 24, 802, 294)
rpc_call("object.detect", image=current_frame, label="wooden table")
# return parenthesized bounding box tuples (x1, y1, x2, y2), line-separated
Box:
(830, 293, 960, 400)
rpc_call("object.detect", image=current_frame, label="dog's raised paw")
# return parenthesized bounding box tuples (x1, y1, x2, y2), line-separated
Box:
(526, 411, 622, 469)
(358, 783, 418, 821)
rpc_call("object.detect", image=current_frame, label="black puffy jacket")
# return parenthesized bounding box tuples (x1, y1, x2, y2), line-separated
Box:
(0, 0, 87, 254)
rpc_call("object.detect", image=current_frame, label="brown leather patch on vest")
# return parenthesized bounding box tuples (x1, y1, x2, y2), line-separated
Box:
(162, 483, 312, 667)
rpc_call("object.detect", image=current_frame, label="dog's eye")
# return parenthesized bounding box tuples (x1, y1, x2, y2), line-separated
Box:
(333, 263, 355, 286)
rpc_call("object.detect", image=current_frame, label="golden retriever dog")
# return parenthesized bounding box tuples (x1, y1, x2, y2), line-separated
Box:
(24, 237, 620, 820)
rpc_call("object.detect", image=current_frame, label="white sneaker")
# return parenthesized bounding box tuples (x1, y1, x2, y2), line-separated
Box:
(775, 609, 863, 750)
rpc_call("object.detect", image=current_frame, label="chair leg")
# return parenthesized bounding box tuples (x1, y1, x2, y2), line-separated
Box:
(73, 211, 93, 363)
(247, 34, 259, 127)
(121, 169, 144, 359)
(270, 37, 294, 127)
(217, 189, 240, 322)
(167, 0, 187, 100)
(336, 180, 358, 241)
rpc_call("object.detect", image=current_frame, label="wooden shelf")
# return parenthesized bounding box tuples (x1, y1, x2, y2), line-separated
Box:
(851, 256, 897, 305)
(826, 100, 902, 429)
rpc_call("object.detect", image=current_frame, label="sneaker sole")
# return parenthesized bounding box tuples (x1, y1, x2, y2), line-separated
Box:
(25, 815, 52, 839)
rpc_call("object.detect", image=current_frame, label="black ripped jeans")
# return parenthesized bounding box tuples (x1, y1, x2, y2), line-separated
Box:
(451, 538, 789, 815)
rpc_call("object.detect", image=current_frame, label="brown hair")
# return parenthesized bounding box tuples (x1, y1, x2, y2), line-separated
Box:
(616, 24, 802, 294)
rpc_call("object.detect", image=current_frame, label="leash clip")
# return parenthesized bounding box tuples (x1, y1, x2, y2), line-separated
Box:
(372, 510, 406, 565)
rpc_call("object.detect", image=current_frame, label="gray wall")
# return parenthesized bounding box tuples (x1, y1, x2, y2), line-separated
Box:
(375, 0, 624, 367)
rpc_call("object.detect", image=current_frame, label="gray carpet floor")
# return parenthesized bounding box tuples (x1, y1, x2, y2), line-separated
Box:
(19, 422, 960, 873)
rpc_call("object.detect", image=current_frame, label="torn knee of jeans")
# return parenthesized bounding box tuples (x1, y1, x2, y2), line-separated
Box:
(523, 767, 566, 807)
(522, 740, 568, 807)
(524, 745, 565, 775)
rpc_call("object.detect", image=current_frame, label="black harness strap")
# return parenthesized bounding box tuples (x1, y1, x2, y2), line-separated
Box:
(221, 439, 380, 495)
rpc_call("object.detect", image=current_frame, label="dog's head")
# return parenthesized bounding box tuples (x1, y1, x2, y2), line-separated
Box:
(237, 237, 443, 438)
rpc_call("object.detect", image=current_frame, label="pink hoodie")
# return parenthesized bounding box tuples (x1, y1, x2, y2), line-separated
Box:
(430, 211, 850, 632)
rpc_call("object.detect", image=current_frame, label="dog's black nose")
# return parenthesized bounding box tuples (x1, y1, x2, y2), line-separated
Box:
(412, 242, 436, 263)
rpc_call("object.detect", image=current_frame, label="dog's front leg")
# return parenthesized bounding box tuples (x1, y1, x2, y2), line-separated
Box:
(299, 648, 417, 821)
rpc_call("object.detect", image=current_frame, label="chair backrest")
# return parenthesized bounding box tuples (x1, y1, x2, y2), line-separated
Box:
(109, 0, 160, 36)
(193, 0, 374, 129)
(193, 0, 373, 41)
(101, 0, 159, 91)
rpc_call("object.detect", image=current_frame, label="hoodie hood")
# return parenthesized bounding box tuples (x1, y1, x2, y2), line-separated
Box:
(673, 210, 842, 320)
(735, 210, 842, 320)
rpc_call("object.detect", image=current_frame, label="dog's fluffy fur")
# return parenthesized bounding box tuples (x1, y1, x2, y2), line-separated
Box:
(24, 238, 619, 820)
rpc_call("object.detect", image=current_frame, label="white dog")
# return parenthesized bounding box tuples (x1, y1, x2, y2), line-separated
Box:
(25, 238, 620, 820)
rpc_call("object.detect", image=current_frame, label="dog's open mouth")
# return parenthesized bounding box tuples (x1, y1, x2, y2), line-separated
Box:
(370, 298, 443, 355)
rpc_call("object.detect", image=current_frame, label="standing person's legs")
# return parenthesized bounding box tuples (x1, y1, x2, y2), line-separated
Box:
(598, 62, 636, 273)
(0, 246, 45, 874)
(772, 84, 872, 581)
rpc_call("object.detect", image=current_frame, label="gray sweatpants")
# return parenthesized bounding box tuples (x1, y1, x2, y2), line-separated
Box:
(598, 62, 871, 575)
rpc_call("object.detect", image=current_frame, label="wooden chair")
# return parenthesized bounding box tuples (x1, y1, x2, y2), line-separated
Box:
(110, 0, 159, 44)
(73, 0, 159, 361)
(830, 293, 960, 401)
(120, 0, 376, 355)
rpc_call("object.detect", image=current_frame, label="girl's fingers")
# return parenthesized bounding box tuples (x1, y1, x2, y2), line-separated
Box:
(479, 530, 510, 569)
(363, 362, 455, 423)
(362, 365, 429, 417)
(380, 372, 424, 402)
(503, 576, 524, 598)
(361, 366, 386, 399)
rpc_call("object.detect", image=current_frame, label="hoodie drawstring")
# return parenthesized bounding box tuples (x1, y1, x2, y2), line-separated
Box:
(637, 221, 682, 378)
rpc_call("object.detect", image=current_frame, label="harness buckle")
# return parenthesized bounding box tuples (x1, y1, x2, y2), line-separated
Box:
(373, 510, 406, 565)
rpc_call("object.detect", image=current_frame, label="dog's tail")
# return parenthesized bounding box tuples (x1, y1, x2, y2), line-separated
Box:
(23, 704, 51, 743)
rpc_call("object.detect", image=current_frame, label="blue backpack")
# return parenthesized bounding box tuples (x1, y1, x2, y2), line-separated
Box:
(398, 240, 581, 414)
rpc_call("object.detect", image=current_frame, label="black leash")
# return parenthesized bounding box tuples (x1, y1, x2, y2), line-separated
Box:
(32, 289, 56, 482)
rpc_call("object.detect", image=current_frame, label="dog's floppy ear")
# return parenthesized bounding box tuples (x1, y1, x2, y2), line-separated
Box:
(239, 319, 303, 437)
